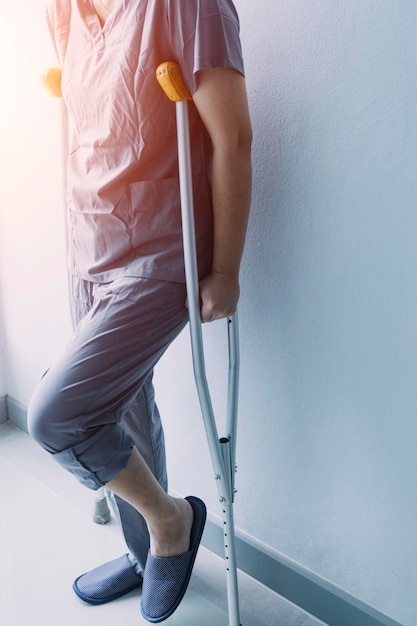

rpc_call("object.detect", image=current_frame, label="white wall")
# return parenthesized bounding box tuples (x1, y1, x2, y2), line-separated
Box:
(0, 277, 6, 396)
(0, 1, 416, 624)
(0, 1, 73, 404)
(156, 2, 417, 624)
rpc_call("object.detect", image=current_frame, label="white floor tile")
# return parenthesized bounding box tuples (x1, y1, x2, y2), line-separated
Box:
(0, 550, 227, 626)
(0, 425, 327, 626)
(0, 423, 22, 445)
(0, 456, 92, 581)
(0, 441, 227, 625)
(0, 424, 94, 516)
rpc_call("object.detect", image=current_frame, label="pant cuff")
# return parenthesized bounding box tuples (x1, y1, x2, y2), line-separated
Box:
(51, 423, 134, 490)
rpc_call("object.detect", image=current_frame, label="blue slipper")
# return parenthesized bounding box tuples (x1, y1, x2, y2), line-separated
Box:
(73, 554, 142, 604)
(140, 496, 207, 623)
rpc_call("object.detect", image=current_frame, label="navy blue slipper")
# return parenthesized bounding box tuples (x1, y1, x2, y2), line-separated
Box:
(140, 496, 207, 623)
(73, 554, 142, 604)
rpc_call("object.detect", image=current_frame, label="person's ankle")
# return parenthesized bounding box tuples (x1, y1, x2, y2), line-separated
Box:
(149, 498, 193, 557)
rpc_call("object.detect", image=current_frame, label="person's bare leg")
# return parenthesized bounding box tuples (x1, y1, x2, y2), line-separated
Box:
(106, 447, 193, 557)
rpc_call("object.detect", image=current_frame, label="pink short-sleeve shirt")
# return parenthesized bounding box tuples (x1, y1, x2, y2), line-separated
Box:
(46, 0, 244, 283)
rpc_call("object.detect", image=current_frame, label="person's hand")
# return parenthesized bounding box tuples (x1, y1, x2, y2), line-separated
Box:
(192, 272, 240, 323)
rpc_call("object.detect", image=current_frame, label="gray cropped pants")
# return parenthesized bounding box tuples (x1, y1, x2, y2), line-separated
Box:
(28, 275, 188, 575)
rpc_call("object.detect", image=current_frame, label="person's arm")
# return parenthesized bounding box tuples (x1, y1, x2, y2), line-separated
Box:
(192, 67, 253, 323)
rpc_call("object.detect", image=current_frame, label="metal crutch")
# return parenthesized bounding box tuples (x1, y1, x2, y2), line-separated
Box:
(156, 62, 242, 626)
(41, 67, 112, 525)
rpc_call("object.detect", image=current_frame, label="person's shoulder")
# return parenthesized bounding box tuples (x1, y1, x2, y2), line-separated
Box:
(164, 0, 239, 15)
(163, 0, 240, 31)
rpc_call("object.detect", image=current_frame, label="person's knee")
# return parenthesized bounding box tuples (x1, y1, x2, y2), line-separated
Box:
(27, 389, 57, 451)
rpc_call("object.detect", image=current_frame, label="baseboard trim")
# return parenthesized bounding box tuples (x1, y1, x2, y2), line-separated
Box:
(0, 395, 7, 425)
(203, 517, 401, 626)
(5, 396, 402, 626)
(6, 396, 29, 433)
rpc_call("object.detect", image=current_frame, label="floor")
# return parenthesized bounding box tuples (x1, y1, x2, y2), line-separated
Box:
(0, 423, 327, 626)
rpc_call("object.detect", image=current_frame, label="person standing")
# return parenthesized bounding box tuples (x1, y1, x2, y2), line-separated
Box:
(29, 0, 252, 621)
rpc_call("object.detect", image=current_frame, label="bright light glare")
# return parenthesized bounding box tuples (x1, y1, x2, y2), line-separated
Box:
(0, 20, 17, 127)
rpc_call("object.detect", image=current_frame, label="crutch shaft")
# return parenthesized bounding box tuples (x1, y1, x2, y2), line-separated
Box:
(176, 101, 231, 504)
(222, 502, 240, 626)
(157, 61, 242, 626)
(226, 313, 240, 488)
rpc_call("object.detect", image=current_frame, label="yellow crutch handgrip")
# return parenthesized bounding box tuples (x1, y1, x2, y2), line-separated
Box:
(156, 62, 192, 103)
(41, 67, 62, 97)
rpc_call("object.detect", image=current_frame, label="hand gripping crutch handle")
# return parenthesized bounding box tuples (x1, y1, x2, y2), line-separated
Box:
(156, 62, 242, 626)
(156, 62, 240, 497)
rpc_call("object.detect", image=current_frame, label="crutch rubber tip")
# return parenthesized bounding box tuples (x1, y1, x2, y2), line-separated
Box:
(92, 496, 111, 524)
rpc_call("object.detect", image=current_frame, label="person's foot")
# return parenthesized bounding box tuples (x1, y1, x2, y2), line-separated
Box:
(73, 554, 142, 604)
(141, 496, 207, 623)
(149, 496, 194, 557)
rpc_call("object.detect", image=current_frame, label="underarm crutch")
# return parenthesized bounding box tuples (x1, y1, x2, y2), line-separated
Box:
(41, 67, 111, 524)
(156, 62, 242, 626)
